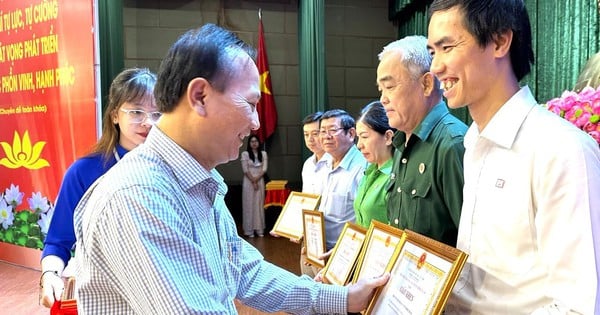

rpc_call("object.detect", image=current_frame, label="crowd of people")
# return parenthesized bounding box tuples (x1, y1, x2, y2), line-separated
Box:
(38, 0, 600, 314)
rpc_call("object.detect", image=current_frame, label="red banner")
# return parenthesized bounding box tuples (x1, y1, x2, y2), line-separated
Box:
(253, 14, 278, 143)
(0, 0, 96, 254)
(0, 0, 96, 205)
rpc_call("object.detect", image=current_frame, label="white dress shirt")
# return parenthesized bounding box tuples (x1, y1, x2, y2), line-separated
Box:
(446, 86, 599, 315)
(319, 145, 366, 250)
(301, 153, 331, 195)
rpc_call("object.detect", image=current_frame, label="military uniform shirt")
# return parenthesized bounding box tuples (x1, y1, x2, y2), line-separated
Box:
(386, 101, 466, 246)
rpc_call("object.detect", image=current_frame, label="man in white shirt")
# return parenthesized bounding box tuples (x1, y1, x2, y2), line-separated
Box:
(318, 109, 367, 252)
(298, 111, 331, 277)
(427, 0, 600, 314)
(301, 111, 330, 195)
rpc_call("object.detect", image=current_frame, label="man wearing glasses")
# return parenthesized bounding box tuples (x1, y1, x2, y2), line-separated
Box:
(318, 109, 367, 255)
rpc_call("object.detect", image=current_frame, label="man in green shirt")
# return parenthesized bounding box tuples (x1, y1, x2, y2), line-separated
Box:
(376, 35, 467, 246)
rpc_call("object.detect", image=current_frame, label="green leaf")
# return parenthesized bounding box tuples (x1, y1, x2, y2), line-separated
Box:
(19, 224, 30, 235)
(28, 224, 41, 237)
(16, 234, 27, 246)
(4, 229, 14, 243)
(28, 213, 38, 224)
(16, 211, 30, 221)
(25, 237, 39, 248)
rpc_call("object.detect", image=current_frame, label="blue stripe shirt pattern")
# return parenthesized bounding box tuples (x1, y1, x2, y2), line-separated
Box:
(73, 127, 347, 314)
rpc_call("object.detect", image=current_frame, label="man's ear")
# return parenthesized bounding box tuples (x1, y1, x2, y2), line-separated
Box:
(384, 129, 394, 146)
(188, 77, 210, 116)
(347, 127, 357, 139)
(493, 29, 513, 58)
(421, 72, 435, 96)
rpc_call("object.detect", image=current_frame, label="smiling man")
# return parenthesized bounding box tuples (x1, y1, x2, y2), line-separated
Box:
(427, 0, 600, 313)
(72, 23, 388, 314)
(377, 35, 466, 247)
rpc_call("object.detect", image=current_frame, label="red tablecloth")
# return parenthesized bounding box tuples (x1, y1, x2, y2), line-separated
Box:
(264, 188, 291, 208)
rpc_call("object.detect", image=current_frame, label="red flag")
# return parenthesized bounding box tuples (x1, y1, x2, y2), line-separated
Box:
(254, 13, 278, 143)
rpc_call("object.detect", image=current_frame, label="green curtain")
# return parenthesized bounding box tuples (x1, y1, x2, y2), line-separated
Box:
(389, 0, 599, 124)
(393, 0, 432, 38)
(98, 0, 124, 113)
(298, 0, 327, 159)
(527, 0, 599, 103)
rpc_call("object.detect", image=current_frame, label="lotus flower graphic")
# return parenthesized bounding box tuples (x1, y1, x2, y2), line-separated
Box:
(0, 131, 49, 169)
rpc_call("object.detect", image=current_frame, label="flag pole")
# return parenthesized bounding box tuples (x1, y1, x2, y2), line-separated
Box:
(258, 8, 262, 21)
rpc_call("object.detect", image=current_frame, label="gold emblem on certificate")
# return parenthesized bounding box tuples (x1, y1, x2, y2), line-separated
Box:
(353, 220, 405, 284)
(365, 230, 468, 315)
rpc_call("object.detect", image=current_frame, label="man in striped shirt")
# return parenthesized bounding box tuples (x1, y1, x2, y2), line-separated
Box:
(73, 23, 388, 314)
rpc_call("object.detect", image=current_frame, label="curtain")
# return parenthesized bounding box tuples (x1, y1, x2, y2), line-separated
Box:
(298, 0, 327, 159)
(389, 0, 599, 123)
(527, 0, 599, 103)
(98, 0, 124, 113)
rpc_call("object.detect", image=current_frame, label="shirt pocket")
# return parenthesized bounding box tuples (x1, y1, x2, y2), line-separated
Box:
(407, 181, 431, 232)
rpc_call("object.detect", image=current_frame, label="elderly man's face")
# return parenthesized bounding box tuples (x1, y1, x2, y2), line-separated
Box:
(377, 52, 428, 133)
(209, 55, 261, 165)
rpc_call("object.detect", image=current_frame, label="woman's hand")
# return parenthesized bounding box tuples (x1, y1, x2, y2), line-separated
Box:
(39, 270, 64, 308)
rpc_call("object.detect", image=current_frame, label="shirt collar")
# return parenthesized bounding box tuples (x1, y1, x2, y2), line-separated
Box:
(365, 158, 393, 176)
(393, 101, 449, 147)
(145, 127, 225, 194)
(335, 145, 363, 170)
(115, 143, 129, 159)
(466, 86, 536, 149)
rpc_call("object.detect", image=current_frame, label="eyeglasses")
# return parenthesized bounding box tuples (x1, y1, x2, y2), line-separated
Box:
(120, 108, 162, 124)
(320, 127, 346, 136)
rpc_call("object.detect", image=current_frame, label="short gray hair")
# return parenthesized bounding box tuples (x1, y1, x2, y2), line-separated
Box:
(378, 35, 433, 82)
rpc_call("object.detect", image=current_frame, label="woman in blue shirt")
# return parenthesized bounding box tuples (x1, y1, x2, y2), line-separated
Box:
(39, 68, 158, 308)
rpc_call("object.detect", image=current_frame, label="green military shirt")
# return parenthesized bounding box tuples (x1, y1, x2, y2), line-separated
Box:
(386, 102, 466, 246)
(354, 159, 392, 228)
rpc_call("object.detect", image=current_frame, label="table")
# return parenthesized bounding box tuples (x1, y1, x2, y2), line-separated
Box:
(264, 187, 291, 208)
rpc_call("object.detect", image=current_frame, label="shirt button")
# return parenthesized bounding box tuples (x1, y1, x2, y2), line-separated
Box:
(401, 158, 407, 164)
(411, 189, 416, 195)
(397, 187, 402, 193)
(394, 218, 399, 225)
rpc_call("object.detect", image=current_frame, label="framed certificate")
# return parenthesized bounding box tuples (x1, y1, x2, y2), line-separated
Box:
(365, 229, 468, 315)
(353, 220, 405, 284)
(302, 210, 326, 268)
(271, 192, 320, 240)
(321, 222, 367, 285)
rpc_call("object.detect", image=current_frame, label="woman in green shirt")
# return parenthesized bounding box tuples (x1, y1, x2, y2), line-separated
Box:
(354, 101, 395, 228)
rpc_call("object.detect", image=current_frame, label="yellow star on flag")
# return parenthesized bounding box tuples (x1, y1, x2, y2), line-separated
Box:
(259, 71, 272, 95)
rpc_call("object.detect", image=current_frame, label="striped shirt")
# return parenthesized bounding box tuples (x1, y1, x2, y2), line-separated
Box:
(73, 127, 347, 314)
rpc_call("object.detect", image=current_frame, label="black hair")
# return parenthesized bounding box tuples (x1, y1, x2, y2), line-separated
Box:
(245, 134, 262, 163)
(429, 0, 534, 81)
(302, 111, 323, 125)
(154, 23, 256, 113)
(321, 109, 356, 131)
(357, 101, 396, 135)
